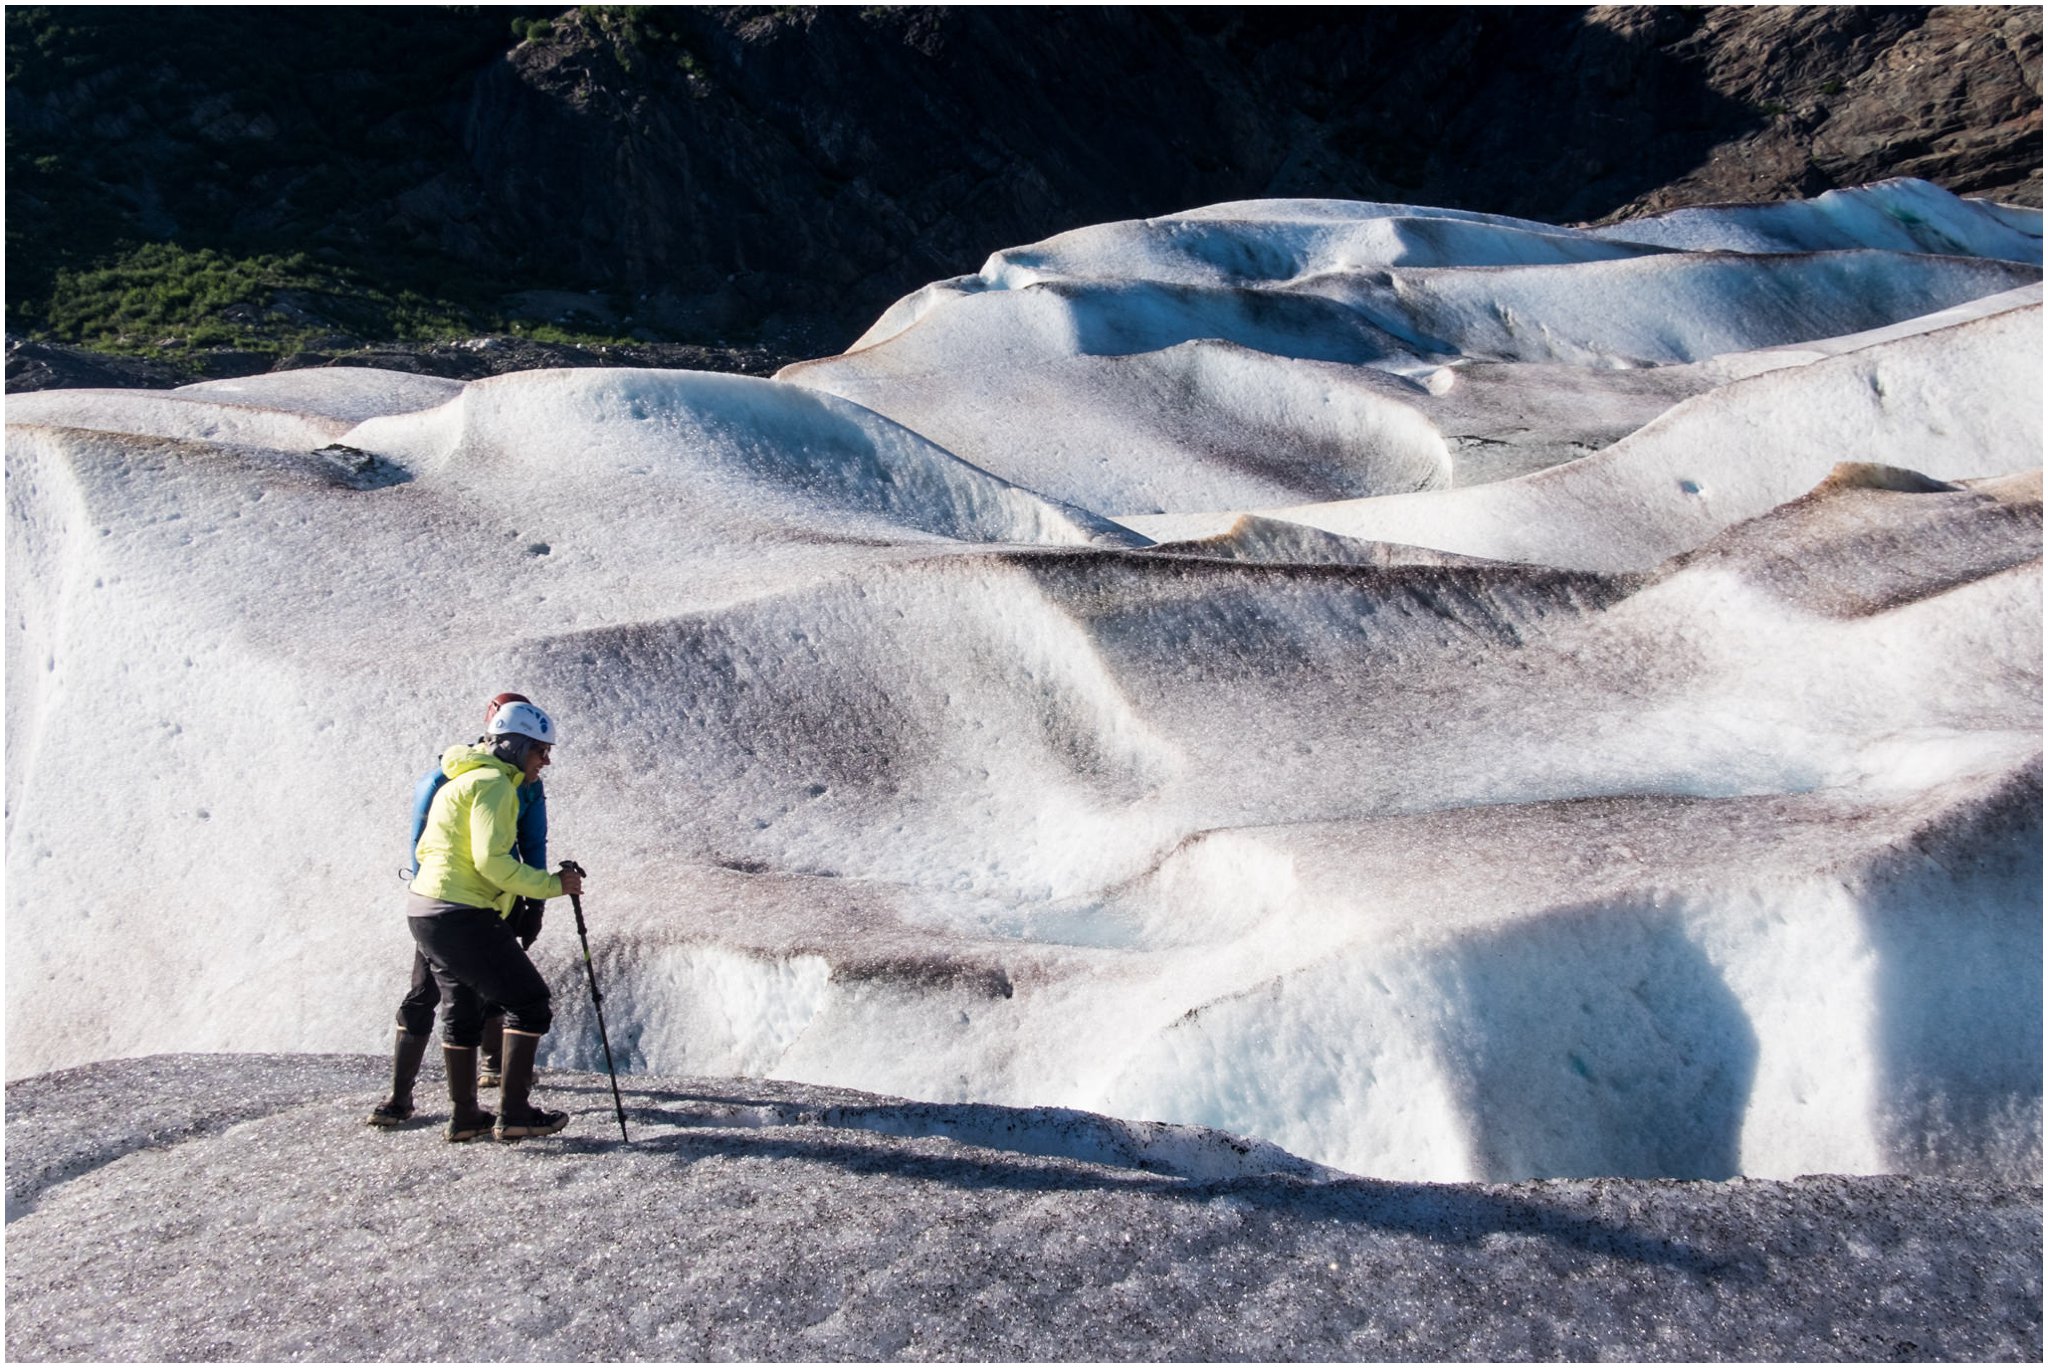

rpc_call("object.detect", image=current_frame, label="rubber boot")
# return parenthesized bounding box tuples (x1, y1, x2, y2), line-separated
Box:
(494, 1029, 569, 1140)
(443, 1045, 496, 1143)
(478, 1012, 506, 1088)
(366, 1029, 431, 1127)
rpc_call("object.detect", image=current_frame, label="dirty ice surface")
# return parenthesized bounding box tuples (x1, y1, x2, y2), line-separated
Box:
(5, 1055, 2039, 1360)
(6, 179, 2041, 1203)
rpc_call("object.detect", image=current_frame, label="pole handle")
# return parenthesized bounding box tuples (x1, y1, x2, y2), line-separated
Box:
(559, 861, 589, 935)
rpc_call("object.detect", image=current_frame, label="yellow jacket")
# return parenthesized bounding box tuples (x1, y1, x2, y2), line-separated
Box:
(409, 744, 563, 914)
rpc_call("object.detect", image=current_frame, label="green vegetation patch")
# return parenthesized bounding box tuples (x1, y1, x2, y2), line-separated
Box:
(34, 240, 639, 367)
(41, 242, 475, 355)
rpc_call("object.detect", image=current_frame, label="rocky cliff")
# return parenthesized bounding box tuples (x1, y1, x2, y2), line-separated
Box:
(5, 5, 2040, 388)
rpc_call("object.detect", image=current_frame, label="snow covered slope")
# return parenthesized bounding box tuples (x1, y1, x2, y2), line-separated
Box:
(6, 180, 2039, 1189)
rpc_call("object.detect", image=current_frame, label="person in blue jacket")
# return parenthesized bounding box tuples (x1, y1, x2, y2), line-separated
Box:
(368, 692, 549, 1127)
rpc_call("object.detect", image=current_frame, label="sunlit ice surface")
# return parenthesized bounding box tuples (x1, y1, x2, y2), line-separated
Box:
(7, 177, 2040, 1187)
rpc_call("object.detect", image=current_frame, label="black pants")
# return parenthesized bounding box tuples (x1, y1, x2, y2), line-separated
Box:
(406, 905, 552, 1048)
(397, 905, 538, 1035)
(396, 948, 447, 1037)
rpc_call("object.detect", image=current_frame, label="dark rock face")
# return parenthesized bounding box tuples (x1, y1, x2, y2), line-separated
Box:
(5, 5, 2040, 388)
(1598, 6, 2044, 216)
(446, 7, 1306, 347)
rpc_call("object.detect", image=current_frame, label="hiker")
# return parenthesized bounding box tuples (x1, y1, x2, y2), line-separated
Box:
(369, 693, 548, 1128)
(382, 699, 583, 1141)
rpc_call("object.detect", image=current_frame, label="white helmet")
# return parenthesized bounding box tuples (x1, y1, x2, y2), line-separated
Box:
(486, 700, 559, 746)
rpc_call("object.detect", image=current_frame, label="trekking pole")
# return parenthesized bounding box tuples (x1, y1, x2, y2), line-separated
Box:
(559, 861, 629, 1143)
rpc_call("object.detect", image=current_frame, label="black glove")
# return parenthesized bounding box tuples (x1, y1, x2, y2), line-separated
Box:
(513, 898, 545, 949)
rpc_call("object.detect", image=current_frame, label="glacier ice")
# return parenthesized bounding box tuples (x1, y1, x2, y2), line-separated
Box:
(4, 1055, 2039, 1360)
(5, 178, 2040, 1196)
